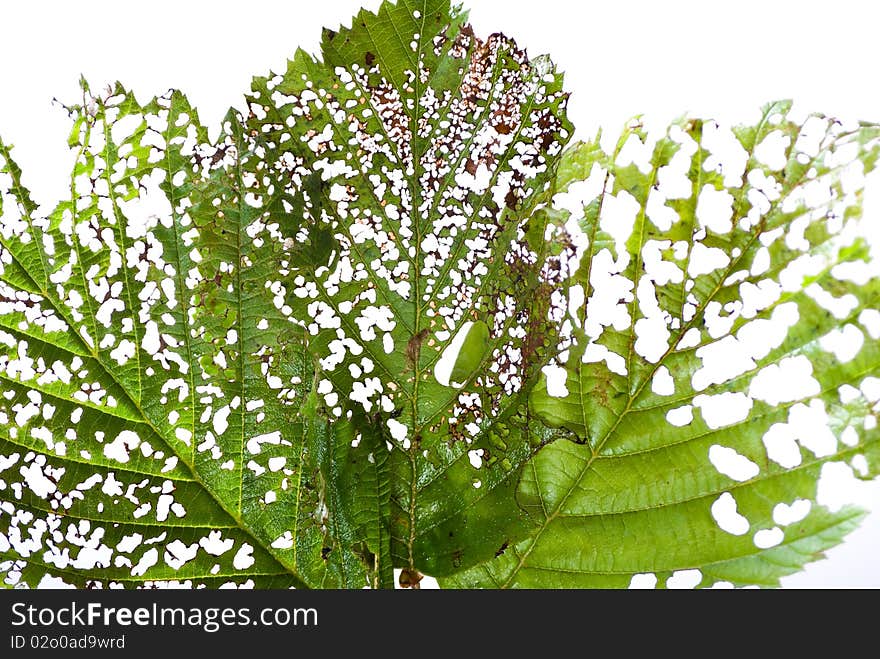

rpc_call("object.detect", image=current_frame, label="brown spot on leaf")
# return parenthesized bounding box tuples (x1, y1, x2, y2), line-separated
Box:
(406, 329, 430, 370)
(505, 189, 518, 210)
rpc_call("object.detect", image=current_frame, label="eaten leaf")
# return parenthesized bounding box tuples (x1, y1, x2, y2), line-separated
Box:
(444, 104, 880, 589)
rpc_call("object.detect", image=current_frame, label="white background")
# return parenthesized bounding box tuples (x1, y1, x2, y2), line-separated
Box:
(1, 0, 877, 587)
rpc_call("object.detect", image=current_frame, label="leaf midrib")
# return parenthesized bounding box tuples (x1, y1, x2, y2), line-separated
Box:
(502, 507, 864, 585)
(559, 424, 877, 518)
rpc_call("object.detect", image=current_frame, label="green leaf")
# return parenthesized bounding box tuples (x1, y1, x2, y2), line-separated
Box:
(302, 391, 394, 589)
(0, 83, 376, 588)
(443, 104, 880, 588)
(448, 320, 490, 386)
(242, 0, 572, 576)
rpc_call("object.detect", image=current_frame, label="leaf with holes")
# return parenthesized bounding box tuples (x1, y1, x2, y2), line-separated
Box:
(0, 82, 392, 588)
(243, 0, 572, 577)
(443, 104, 880, 588)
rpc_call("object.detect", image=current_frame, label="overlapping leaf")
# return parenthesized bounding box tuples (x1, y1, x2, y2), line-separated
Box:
(445, 104, 880, 588)
(3, 0, 879, 591)
(0, 0, 573, 587)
